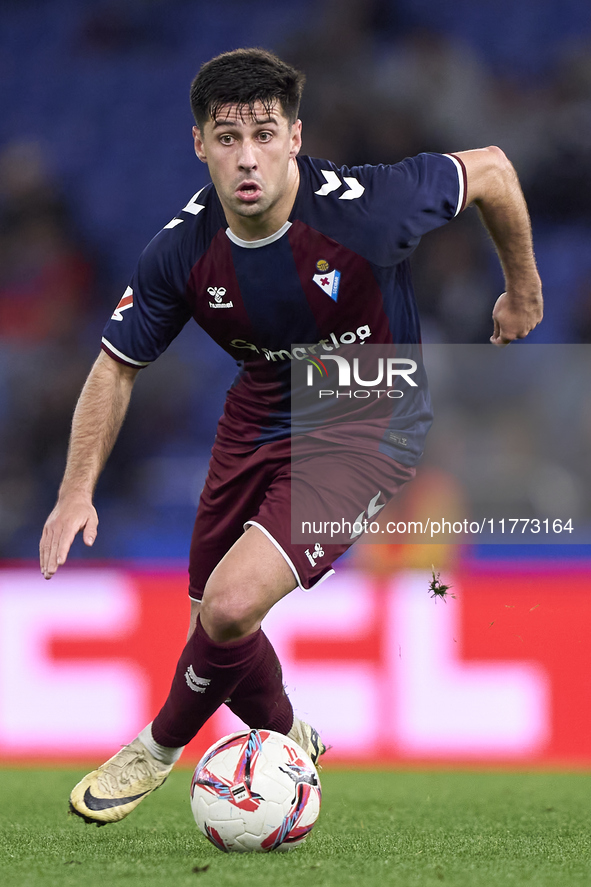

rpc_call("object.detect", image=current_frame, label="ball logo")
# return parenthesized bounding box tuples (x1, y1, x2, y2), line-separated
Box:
(316, 259, 330, 272)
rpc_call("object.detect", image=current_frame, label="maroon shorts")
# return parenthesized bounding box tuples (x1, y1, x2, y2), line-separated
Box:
(188, 437, 415, 601)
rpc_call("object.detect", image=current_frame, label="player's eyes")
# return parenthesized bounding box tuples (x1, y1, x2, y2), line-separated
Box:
(217, 131, 273, 145)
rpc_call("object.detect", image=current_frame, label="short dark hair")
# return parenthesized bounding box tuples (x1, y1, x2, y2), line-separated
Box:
(190, 48, 305, 129)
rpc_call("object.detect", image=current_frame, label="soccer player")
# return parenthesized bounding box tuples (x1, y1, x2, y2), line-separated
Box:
(39, 48, 542, 825)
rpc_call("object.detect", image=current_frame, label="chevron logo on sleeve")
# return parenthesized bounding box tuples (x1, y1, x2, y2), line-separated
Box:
(111, 287, 134, 321)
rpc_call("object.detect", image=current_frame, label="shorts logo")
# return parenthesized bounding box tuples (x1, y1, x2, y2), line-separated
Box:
(313, 268, 341, 302)
(111, 286, 133, 321)
(351, 491, 385, 540)
(305, 542, 325, 566)
(207, 286, 233, 309)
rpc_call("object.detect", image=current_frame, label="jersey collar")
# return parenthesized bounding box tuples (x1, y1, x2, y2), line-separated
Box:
(225, 220, 292, 249)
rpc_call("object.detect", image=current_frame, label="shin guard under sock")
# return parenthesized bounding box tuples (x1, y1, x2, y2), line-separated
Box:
(225, 630, 294, 734)
(151, 615, 264, 748)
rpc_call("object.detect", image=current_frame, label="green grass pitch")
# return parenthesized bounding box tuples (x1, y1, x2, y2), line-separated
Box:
(2, 767, 591, 886)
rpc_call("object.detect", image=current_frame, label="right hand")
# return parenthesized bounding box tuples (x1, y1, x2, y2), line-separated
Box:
(39, 494, 98, 579)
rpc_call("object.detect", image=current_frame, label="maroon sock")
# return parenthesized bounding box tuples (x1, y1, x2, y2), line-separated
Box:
(152, 615, 266, 747)
(225, 631, 294, 734)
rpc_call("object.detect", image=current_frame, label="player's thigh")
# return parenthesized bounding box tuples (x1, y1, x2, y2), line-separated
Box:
(188, 441, 289, 602)
(200, 525, 296, 640)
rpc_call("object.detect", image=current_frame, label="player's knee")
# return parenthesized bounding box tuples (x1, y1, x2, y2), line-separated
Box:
(200, 592, 260, 643)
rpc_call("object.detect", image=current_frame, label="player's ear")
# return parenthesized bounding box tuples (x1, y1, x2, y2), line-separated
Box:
(290, 119, 302, 159)
(193, 125, 207, 163)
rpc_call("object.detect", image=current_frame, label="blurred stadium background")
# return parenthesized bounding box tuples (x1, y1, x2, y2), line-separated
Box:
(1, 0, 591, 766)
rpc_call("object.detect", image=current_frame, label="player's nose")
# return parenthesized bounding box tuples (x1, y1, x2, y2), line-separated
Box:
(238, 139, 257, 170)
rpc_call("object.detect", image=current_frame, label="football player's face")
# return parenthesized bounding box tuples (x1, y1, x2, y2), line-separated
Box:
(192, 100, 302, 232)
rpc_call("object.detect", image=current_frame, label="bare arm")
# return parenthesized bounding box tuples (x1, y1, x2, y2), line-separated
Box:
(39, 350, 141, 578)
(454, 146, 543, 346)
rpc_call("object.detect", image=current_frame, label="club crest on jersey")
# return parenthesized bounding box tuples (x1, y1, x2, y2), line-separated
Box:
(111, 286, 133, 321)
(207, 286, 233, 309)
(313, 268, 341, 302)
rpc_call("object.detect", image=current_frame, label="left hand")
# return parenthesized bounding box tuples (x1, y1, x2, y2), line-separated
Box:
(490, 289, 543, 347)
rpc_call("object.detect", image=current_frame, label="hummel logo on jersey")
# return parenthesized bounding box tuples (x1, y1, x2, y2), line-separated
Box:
(314, 170, 365, 200)
(305, 542, 325, 566)
(111, 286, 133, 321)
(185, 665, 211, 693)
(207, 286, 233, 309)
(313, 268, 341, 302)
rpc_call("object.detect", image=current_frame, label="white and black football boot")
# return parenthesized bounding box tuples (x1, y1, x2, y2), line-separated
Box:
(69, 737, 173, 826)
(287, 716, 327, 766)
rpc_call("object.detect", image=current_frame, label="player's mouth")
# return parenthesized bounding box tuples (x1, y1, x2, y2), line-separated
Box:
(236, 181, 262, 203)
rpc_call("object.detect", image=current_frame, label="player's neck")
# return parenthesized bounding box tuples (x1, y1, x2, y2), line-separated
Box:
(223, 158, 300, 243)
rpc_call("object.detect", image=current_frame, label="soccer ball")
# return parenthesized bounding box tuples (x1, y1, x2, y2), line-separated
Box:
(190, 728, 322, 853)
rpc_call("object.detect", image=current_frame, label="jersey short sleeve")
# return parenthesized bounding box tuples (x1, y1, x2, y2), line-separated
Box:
(101, 226, 194, 367)
(357, 152, 465, 266)
(305, 152, 465, 267)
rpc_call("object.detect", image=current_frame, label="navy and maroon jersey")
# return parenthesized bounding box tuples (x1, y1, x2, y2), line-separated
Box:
(102, 152, 465, 463)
